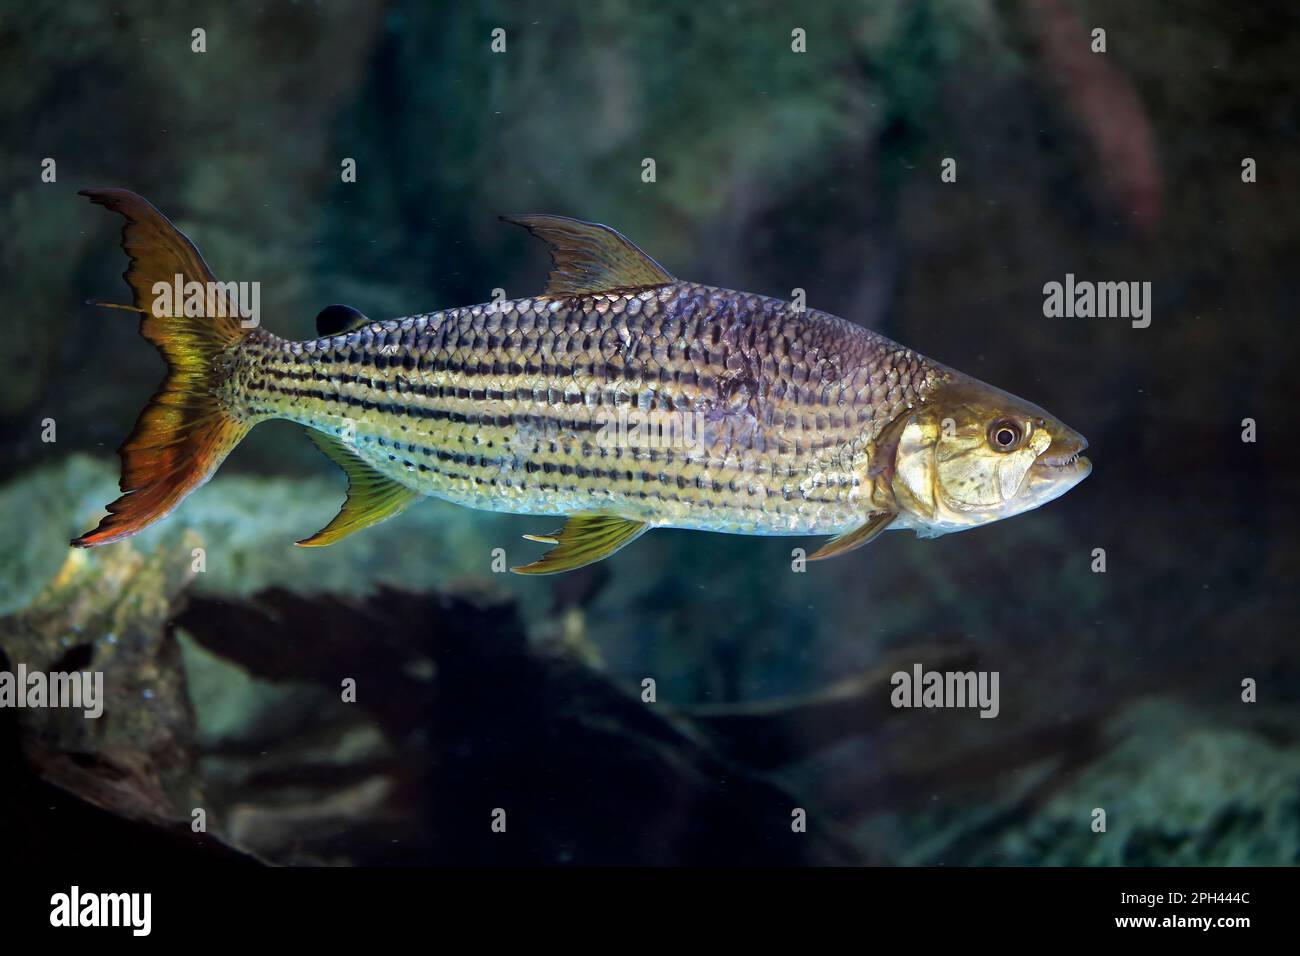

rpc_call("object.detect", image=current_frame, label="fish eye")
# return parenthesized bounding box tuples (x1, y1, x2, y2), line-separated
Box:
(988, 418, 1023, 451)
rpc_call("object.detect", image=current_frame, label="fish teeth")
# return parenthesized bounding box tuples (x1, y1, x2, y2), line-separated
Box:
(1041, 451, 1080, 468)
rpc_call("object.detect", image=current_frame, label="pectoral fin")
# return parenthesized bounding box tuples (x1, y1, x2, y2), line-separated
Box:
(512, 514, 649, 574)
(808, 512, 896, 561)
(500, 214, 675, 297)
(296, 431, 420, 547)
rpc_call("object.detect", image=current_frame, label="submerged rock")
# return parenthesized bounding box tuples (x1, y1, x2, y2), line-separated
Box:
(1, 454, 533, 614)
(976, 701, 1300, 866)
(0, 532, 203, 826)
(858, 699, 1300, 866)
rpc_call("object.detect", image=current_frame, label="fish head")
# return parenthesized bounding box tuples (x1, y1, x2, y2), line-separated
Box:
(883, 375, 1091, 534)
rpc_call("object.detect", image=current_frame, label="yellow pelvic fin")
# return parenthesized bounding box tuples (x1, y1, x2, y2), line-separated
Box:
(295, 431, 420, 547)
(512, 514, 649, 575)
(808, 512, 896, 561)
(500, 214, 675, 297)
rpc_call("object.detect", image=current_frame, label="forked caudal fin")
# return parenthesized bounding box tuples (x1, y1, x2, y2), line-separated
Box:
(72, 189, 254, 548)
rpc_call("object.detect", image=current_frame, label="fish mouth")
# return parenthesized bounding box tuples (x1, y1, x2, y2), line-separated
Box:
(1034, 437, 1091, 477)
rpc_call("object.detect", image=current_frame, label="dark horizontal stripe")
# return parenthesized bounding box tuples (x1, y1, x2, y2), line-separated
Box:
(360, 437, 848, 513)
(262, 364, 688, 410)
(247, 364, 865, 458)
(254, 378, 856, 510)
(269, 349, 718, 393)
(363, 432, 859, 499)
(248, 381, 860, 482)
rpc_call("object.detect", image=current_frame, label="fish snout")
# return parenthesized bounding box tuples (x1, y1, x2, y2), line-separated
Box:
(1034, 426, 1091, 478)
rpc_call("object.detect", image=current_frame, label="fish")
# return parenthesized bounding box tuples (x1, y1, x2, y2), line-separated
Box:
(71, 188, 1091, 573)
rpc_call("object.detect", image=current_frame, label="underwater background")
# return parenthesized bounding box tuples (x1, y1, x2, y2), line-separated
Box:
(1, 0, 1297, 865)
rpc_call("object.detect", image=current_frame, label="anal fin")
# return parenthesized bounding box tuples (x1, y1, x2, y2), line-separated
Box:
(296, 431, 420, 547)
(808, 512, 896, 561)
(512, 514, 649, 574)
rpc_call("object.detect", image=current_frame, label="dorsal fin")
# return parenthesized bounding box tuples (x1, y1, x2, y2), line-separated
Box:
(501, 214, 674, 297)
(315, 304, 370, 337)
(295, 431, 420, 547)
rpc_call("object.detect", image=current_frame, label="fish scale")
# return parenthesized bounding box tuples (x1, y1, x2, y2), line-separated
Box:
(230, 281, 945, 535)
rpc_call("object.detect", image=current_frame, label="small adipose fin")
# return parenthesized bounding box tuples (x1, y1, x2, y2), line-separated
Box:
(296, 431, 420, 547)
(500, 214, 675, 297)
(511, 514, 649, 574)
(808, 512, 897, 561)
(315, 304, 371, 337)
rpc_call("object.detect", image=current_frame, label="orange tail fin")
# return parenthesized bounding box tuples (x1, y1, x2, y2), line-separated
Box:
(73, 189, 254, 548)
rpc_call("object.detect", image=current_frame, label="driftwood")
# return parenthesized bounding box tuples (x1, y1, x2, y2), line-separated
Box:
(177, 586, 864, 865)
(685, 645, 980, 768)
